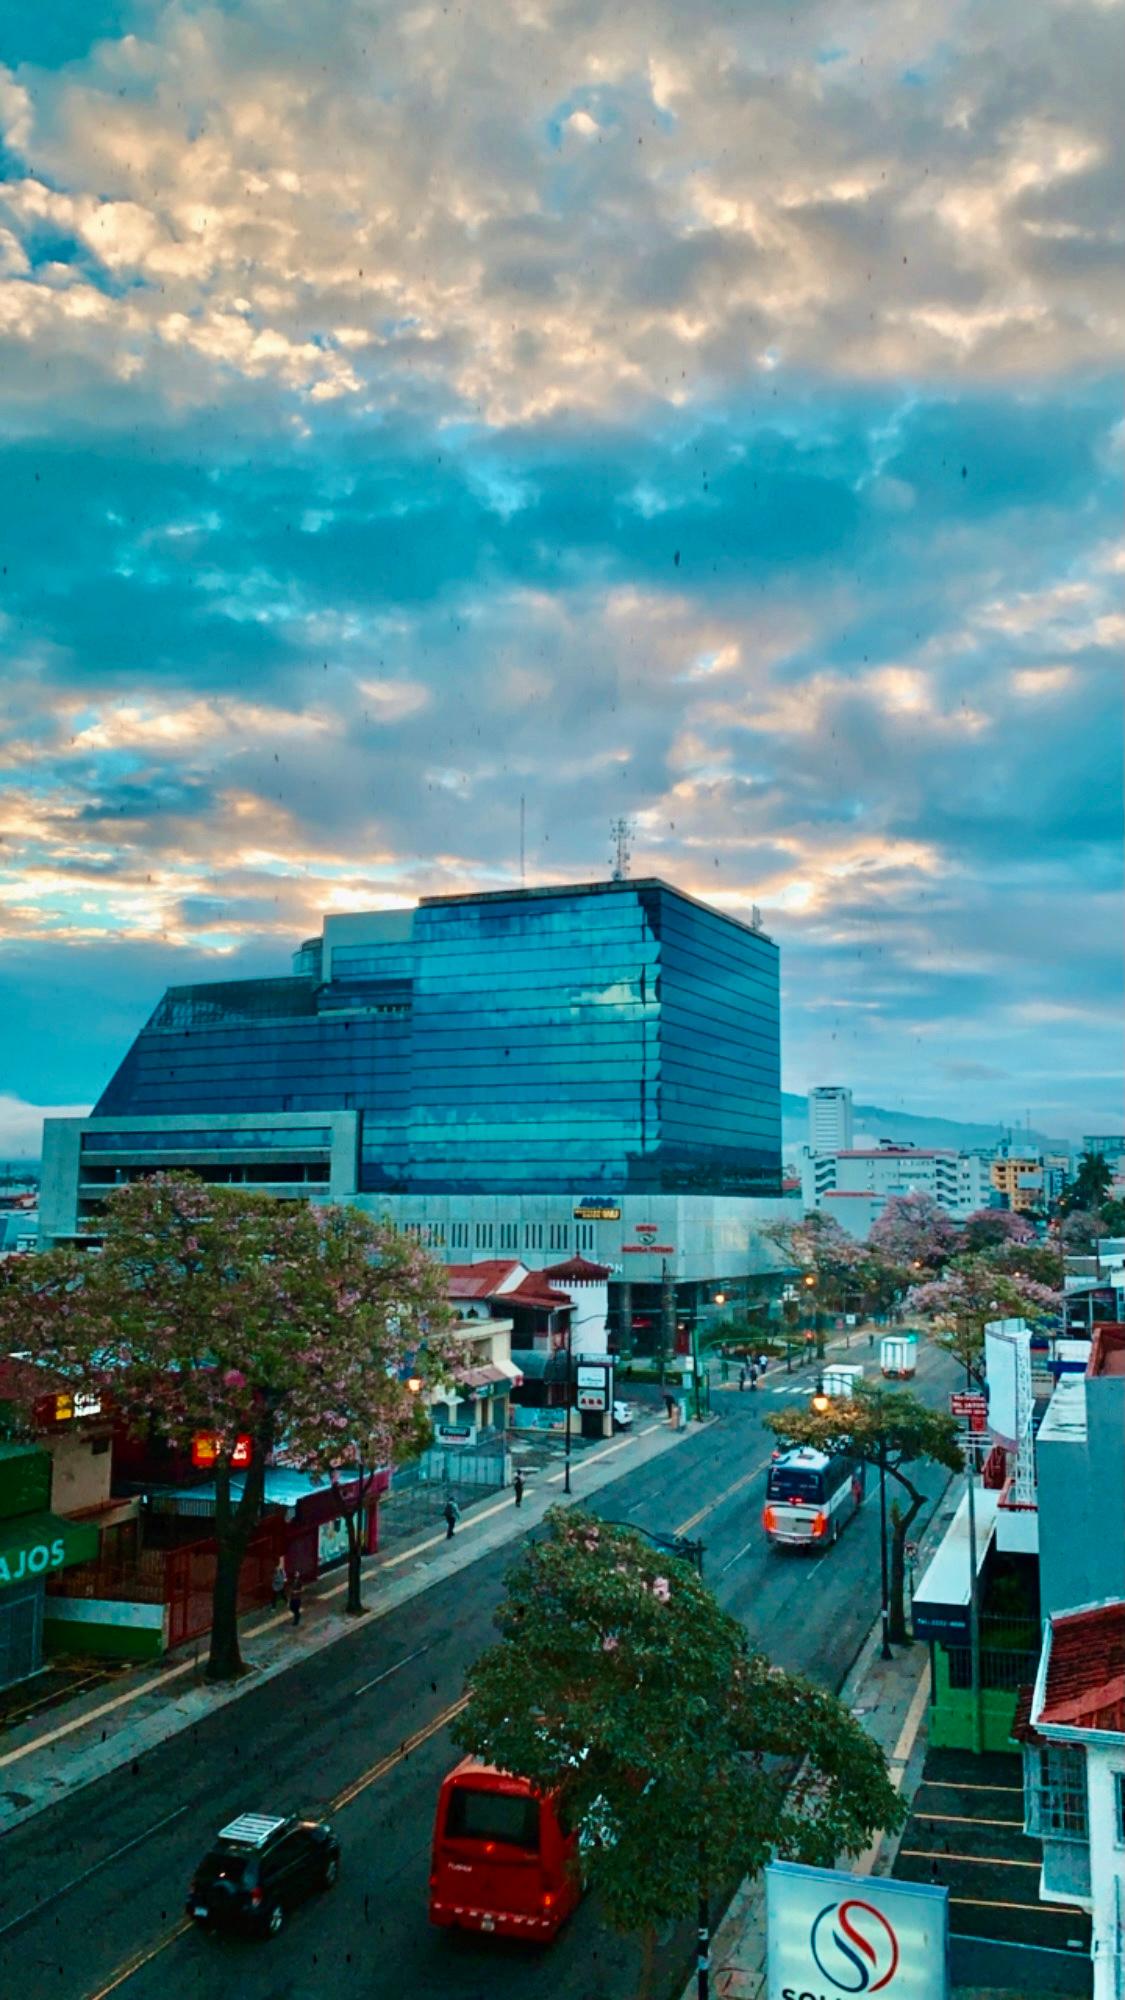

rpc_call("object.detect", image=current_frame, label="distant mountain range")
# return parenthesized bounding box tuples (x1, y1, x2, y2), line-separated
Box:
(781, 1092, 1073, 1158)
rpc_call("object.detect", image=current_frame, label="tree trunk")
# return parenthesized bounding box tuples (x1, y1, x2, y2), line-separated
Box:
(887, 1481, 923, 1645)
(206, 1440, 268, 1682)
(635, 1924, 657, 2000)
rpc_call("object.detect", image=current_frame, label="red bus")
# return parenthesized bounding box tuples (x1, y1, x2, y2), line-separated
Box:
(429, 1757, 582, 1941)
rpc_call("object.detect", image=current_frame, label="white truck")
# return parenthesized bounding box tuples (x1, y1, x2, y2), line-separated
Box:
(821, 1363, 864, 1400)
(880, 1334, 918, 1379)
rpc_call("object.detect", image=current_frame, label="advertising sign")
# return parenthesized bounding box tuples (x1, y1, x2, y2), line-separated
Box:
(577, 1388, 607, 1411)
(766, 1861, 948, 2000)
(191, 1433, 252, 1470)
(949, 1392, 988, 1434)
(620, 1243, 675, 1254)
(577, 1365, 608, 1388)
(574, 1205, 620, 1221)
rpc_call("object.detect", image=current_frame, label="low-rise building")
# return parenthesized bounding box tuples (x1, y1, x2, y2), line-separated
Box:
(802, 1143, 986, 1232)
(1020, 1599, 1125, 2000)
(990, 1153, 1045, 1213)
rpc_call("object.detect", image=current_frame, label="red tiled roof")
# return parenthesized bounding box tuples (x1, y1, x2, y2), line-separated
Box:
(1088, 1325, 1125, 1379)
(1011, 1683, 1042, 1746)
(445, 1261, 523, 1299)
(1039, 1602, 1125, 1734)
(542, 1256, 612, 1281)
(511, 1274, 572, 1307)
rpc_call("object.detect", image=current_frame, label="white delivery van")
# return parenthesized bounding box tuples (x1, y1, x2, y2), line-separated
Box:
(880, 1335, 917, 1379)
(821, 1364, 864, 1400)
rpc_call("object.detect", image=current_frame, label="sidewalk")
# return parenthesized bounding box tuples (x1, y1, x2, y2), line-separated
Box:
(0, 1410, 694, 1835)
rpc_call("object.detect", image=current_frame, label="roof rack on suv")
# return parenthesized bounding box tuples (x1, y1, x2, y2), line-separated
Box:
(217, 1814, 291, 1850)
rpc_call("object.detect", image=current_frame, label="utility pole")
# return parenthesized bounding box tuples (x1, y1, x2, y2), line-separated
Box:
(966, 1435, 983, 1753)
(563, 1312, 574, 1495)
(879, 1437, 892, 1660)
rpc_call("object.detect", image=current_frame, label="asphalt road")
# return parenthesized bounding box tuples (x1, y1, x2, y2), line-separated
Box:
(0, 1340, 959, 2000)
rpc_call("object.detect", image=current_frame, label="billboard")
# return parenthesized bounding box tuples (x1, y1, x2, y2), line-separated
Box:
(766, 1861, 948, 2000)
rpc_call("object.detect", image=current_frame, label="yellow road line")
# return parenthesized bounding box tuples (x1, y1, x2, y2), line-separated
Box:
(915, 1811, 1022, 1828)
(888, 1663, 932, 1775)
(82, 1693, 471, 1998)
(85, 1920, 193, 2000)
(674, 1461, 766, 1537)
(949, 1894, 1075, 1915)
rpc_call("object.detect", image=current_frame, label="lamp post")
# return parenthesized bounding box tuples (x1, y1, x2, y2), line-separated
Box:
(563, 1311, 573, 1495)
(878, 1436, 892, 1660)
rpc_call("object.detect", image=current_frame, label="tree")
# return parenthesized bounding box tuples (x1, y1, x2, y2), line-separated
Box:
(455, 1508, 903, 1994)
(764, 1388, 964, 1643)
(1060, 1151, 1113, 1217)
(1059, 1208, 1103, 1253)
(0, 1177, 454, 1679)
(1099, 1198, 1125, 1236)
(960, 1208, 1034, 1253)
(908, 1254, 1061, 1387)
(991, 1239, 1064, 1290)
(869, 1192, 962, 1274)
(765, 1213, 867, 1355)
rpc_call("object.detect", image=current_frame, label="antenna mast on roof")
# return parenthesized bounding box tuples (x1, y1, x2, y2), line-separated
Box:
(610, 816, 633, 882)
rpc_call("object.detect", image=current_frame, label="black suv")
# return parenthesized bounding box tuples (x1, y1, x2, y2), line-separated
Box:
(188, 1812, 340, 1937)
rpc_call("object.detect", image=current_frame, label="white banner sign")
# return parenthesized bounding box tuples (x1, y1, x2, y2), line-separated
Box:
(766, 1861, 948, 2000)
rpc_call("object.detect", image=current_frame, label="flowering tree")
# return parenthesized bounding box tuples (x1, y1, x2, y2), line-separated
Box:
(869, 1192, 962, 1273)
(1059, 1208, 1103, 1253)
(765, 1388, 963, 1642)
(0, 1176, 454, 1679)
(908, 1254, 1061, 1387)
(455, 1508, 902, 1991)
(960, 1208, 1035, 1253)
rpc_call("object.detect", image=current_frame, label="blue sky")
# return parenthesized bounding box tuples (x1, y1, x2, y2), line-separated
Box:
(0, 0, 1121, 1154)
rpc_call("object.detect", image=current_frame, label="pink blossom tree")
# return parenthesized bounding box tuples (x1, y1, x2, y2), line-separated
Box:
(960, 1208, 1035, 1253)
(869, 1192, 963, 1274)
(0, 1176, 454, 1679)
(908, 1254, 1061, 1386)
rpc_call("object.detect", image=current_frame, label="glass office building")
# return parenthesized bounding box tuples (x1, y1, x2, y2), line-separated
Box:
(92, 880, 781, 1197)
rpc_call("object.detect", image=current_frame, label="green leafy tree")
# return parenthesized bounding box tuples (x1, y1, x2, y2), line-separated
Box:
(1059, 1208, 1103, 1253)
(960, 1208, 1034, 1253)
(455, 1509, 903, 1994)
(765, 1387, 964, 1643)
(990, 1239, 1064, 1289)
(0, 1177, 454, 1678)
(907, 1254, 1060, 1387)
(1059, 1151, 1113, 1216)
(1099, 1198, 1125, 1236)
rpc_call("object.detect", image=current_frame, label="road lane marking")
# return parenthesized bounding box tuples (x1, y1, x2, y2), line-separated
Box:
(898, 1848, 1039, 1868)
(81, 1694, 472, 1997)
(887, 1662, 933, 1775)
(331, 1692, 471, 1810)
(0, 1805, 189, 1945)
(353, 1644, 431, 1697)
(674, 1461, 767, 1537)
(719, 1536, 756, 1575)
(84, 1920, 193, 2000)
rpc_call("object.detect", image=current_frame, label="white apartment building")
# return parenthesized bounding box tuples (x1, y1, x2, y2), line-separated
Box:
(799, 1143, 986, 1231)
(807, 1086, 853, 1154)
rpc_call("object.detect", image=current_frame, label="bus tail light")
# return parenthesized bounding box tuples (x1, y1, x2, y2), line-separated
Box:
(810, 1512, 828, 1537)
(542, 1891, 555, 1910)
(763, 1505, 778, 1532)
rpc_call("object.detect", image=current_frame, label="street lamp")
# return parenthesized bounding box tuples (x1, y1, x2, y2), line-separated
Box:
(811, 1380, 831, 1415)
(878, 1437, 892, 1660)
(563, 1312, 574, 1495)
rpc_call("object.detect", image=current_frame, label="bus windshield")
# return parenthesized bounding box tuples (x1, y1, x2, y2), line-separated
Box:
(445, 1785, 541, 1850)
(767, 1465, 825, 1503)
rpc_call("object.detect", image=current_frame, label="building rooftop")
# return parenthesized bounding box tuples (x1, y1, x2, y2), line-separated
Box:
(445, 1261, 572, 1308)
(1088, 1324, 1125, 1377)
(542, 1255, 612, 1282)
(416, 876, 775, 942)
(1036, 1601, 1125, 1735)
(1036, 1374, 1087, 1446)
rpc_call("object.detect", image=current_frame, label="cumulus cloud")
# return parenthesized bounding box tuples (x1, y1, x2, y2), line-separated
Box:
(0, 0, 1121, 1148)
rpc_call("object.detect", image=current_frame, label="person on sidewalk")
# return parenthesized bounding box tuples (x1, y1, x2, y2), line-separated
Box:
(738, 1366, 746, 1392)
(271, 1558, 287, 1610)
(443, 1496, 461, 1539)
(513, 1470, 525, 1508)
(749, 1364, 758, 1392)
(288, 1571, 303, 1627)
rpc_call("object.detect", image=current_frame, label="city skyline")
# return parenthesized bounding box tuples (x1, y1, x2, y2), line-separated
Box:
(1, 1, 1122, 1153)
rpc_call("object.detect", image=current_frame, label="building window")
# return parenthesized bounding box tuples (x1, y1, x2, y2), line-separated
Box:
(548, 1223, 569, 1252)
(576, 1222, 594, 1252)
(449, 1221, 469, 1250)
(1031, 1744, 1088, 1841)
(1115, 1772, 1125, 1847)
(475, 1221, 493, 1249)
(524, 1222, 542, 1251)
(499, 1221, 518, 1251)
(426, 1222, 445, 1248)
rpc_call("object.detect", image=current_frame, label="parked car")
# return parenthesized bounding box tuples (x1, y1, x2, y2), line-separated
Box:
(611, 1400, 634, 1431)
(187, 1812, 340, 1937)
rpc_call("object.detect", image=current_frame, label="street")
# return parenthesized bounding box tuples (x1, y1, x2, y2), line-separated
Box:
(0, 1340, 958, 2000)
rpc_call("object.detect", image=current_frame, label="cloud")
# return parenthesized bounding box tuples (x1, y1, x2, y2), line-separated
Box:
(0, 0, 1120, 1149)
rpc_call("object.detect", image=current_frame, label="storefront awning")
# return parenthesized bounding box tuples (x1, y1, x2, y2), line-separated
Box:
(455, 1364, 510, 1390)
(0, 1509, 99, 1591)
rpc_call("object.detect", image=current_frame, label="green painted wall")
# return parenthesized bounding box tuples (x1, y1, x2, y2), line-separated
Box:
(929, 1643, 1021, 1755)
(44, 1616, 164, 1663)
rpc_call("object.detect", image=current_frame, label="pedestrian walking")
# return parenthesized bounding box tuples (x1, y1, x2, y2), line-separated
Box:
(749, 1363, 759, 1392)
(513, 1469, 525, 1508)
(758, 1352, 768, 1376)
(664, 1391, 676, 1419)
(738, 1366, 746, 1392)
(443, 1496, 460, 1539)
(271, 1558, 287, 1610)
(288, 1571, 303, 1627)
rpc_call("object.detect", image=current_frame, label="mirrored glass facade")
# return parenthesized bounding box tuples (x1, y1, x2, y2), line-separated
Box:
(95, 880, 781, 1195)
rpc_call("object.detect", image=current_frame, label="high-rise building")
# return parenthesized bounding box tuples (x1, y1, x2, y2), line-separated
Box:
(39, 881, 791, 1353)
(807, 1086, 853, 1154)
(1083, 1135, 1125, 1164)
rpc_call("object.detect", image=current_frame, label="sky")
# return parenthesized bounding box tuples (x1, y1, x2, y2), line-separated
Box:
(0, 0, 1122, 1159)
